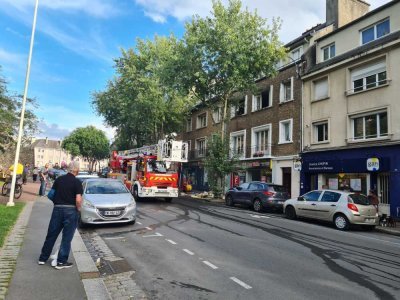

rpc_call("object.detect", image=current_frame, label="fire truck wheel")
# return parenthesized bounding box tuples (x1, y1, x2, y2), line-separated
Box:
(133, 186, 141, 202)
(164, 198, 172, 203)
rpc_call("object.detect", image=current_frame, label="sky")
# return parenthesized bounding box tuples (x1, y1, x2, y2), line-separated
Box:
(0, 0, 392, 141)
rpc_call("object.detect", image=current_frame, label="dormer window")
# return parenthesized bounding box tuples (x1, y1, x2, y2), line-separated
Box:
(361, 19, 390, 45)
(322, 43, 335, 61)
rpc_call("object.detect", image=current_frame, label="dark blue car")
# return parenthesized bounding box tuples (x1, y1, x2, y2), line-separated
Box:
(225, 182, 290, 212)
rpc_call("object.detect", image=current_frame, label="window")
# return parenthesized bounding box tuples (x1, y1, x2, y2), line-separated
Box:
(196, 113, 207, 129)
(303, 191, 322, 202)
(249, 183, 262, 191)
(291, 47, 302, 61)
(196, 138, 206, 157)
(351, 60, 387, 93)
(251, 124, 271, 157)
(232, 96, 247, 117)
(252, 86, 272, 111)
(322, 43, 335, 61)
(280, 77, 294, 102)
(351, 111, 388, 141)
(313, 77, 329, 100)
(313, 121, 329, 143)
(321, 191, 341, 202)
(186, 118, 192, 132)
(361, 19, 390, 44)
(212, 106, 222, 123)
(279, 119, 293, 144)
(230, 130, 246, 158)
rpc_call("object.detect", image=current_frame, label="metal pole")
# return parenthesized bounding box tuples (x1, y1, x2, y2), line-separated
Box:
(7, 0, 39, 207)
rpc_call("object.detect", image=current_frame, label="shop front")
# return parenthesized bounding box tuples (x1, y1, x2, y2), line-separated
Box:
(300, 145, 400, 217)
(182, 161, 208, 191)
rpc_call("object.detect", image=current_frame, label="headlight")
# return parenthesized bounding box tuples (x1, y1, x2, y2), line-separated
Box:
(127, 199, 136, 208)
(83, 199, 95, 209)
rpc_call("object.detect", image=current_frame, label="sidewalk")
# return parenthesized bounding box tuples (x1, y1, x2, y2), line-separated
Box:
(0, 180, 40, 205)
(6, 198, 86, 300)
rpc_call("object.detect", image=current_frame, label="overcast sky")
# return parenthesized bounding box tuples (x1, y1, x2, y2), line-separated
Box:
(0, 0, 392, 140)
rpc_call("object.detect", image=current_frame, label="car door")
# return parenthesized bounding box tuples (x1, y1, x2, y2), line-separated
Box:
(318, 191, 342, 221)
(245, 183, 260, 205)
(233, 183, 249, 203)
(296, 191, 322, 218)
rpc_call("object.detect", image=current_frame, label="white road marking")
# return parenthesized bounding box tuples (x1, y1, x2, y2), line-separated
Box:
(137, 222, 142, 225)
(166, 239, 177, 245)
(230, 277, 252, 289)
(104, 236, 124, 240)
(249, 214, 270, 219)
(202, 260, 218, 269)
(145, 226, 152, 230)
(183, 249, 194, 255)
(143, 232, 163, 238)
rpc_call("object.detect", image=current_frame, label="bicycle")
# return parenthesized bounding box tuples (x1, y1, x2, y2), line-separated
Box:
(1, 176, 23, 199)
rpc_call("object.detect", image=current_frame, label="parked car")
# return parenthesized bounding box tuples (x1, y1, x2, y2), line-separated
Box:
(225, 182, 290, 212)
(76, 173, 99, 183)
(48, 168, 67, 180)
(284, 189, 378, 231)
(79, 178, 136, 227)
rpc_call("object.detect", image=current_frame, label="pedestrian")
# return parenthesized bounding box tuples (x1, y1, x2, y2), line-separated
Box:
(38, 161, 83, 269)
(368, 189, 379, 211)
(38, 163, 49, 196)
(32, 167, 38, 182)
(22, 163, 29, 185)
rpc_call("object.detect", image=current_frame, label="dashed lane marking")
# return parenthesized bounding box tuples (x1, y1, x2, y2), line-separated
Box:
(166, 239, 177, 245)
(249, 214, 270, 219)
(104, 236, 125, 240)
(143, 232, 163, 238)
(183, 249, 194, 255)
(202, 260, 218, 269)
(137, 222, 142, 225)
(145, 226, 152, 230)
(230, 277, 252, 289)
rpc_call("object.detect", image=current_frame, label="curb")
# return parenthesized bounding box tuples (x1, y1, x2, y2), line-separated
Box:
(375, 227, 400, 237)
(71, 230, 111, 300)
(0, 201, 33, 300)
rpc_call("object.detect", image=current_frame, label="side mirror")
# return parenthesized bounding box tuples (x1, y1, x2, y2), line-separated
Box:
(297, 196, 304, 201)
(236, 186, 242, 191)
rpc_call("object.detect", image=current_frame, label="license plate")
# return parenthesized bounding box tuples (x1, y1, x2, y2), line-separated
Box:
(104, 210, 121, 216)
(365, 218, 375, 223)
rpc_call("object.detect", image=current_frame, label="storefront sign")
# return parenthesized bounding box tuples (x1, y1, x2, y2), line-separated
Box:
(293, 161, 302, 171)
(306, 161, 336, 172)
(367, 158, 379, 171)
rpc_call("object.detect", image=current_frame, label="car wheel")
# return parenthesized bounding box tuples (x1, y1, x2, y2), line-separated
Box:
(133, 187, 141, 202)
(361, 225, 375, 231)
(225, 195, 234, 207)
(285, 205, 297, 220)
(334, 214, 350, 231)
(253, 199, 262, 212)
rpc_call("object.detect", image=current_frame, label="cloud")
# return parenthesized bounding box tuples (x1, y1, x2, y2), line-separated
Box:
(37, 121, 71, 140)
(134, 0, 392, 43)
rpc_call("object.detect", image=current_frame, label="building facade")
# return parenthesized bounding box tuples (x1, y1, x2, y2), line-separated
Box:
(301, 0, 400, 217)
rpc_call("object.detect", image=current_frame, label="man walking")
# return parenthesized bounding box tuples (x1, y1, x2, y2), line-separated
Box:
(38, 163, 49, 196)
(38, 161, 83, 269)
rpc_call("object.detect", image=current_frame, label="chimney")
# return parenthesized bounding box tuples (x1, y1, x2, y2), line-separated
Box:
(45, 137, 48, 145)
(326, 0, 370, 29)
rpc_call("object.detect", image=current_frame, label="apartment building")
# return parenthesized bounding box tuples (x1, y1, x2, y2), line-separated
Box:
(300, 0, 400, 217)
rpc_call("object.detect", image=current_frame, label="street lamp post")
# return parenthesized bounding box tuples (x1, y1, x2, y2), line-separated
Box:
(7, 0, 39, 207)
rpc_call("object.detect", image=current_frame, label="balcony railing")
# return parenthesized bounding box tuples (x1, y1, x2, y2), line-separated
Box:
(187, 144, 272, 161)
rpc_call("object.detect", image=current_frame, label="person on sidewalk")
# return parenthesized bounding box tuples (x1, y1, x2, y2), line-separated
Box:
(32, 166, 38, 182)
(38, 161, 83, 270)
(38, 163, 49, 196)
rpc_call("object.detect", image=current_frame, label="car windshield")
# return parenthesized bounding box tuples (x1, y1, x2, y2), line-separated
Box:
(348, 193, 370, 205)
(147, 159, 169, 174)
(85, 181, 128, 194)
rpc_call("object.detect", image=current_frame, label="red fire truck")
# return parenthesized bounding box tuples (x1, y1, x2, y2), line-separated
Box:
(109, 138, 188, 202)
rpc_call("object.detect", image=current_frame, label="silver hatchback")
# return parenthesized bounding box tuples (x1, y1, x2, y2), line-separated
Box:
(284, 189, 378, 230)
(79, 178, 136, 227)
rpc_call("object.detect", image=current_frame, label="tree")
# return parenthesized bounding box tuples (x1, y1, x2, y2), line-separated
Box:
(62, 126, 109, 172)
(93, 36, 194, 149)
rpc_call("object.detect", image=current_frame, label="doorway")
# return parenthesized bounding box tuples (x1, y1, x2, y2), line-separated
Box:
(282, 167, 292, 196)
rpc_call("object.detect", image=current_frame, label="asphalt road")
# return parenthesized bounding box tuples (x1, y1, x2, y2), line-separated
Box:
(80, 197, 400, 300)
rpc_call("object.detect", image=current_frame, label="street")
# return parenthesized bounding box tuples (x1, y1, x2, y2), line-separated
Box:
(79, 197, 400, 300)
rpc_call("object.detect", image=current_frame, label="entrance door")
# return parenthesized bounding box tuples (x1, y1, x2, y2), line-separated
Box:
(282, 167, 292, 196)
(378, 173, 390, 215)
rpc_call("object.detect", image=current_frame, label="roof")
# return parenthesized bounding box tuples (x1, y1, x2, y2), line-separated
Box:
(315, 0, 400, 42)
(31, 139, 62, 150)
(305, 30, 400, 75)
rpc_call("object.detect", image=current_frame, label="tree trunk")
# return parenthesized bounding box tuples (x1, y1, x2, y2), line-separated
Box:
(221, 96, 229, 140)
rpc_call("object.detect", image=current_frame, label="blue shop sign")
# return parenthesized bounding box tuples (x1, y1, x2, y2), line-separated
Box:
(304, 160, 339, 172)
(303, 157, 390, 173)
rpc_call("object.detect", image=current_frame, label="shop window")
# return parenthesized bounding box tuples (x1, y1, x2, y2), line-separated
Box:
(230, 130, 246, 159)
(279, 119, 293, 144)
(313, 121, 329, 143)
(313, 77, 329, 101)
(351, 111, 388, 141)
(361, 19, 390, 45)
(350, 60, 387, 93)
(322, 43, 335, 61)
(196, 113, 207, 129)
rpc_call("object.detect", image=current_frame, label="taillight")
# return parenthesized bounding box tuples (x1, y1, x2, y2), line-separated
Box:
(347, 203, 359, 212)
(263, 191, 275, 197)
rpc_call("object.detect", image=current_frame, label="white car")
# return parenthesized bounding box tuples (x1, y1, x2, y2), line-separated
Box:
(79, 178, 136, 226)
(284, 189, 378, 231)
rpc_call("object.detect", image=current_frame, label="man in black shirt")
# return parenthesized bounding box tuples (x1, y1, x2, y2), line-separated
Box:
(38, 161, 83, 269)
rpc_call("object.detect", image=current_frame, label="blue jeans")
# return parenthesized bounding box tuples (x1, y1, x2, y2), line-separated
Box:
(39, 206, 78, 264)
(39, 180, 46, 196)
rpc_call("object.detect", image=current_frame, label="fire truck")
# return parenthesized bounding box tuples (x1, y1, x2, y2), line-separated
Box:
(109, 137, 188, 202)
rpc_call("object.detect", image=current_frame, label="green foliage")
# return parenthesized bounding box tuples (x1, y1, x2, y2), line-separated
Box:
(0, 203, 25, 248)
(93, 36, 194, 149)
(62, 126, 110, 171)
(204, 135, 238, 197)
(0, 68, 39, 153)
